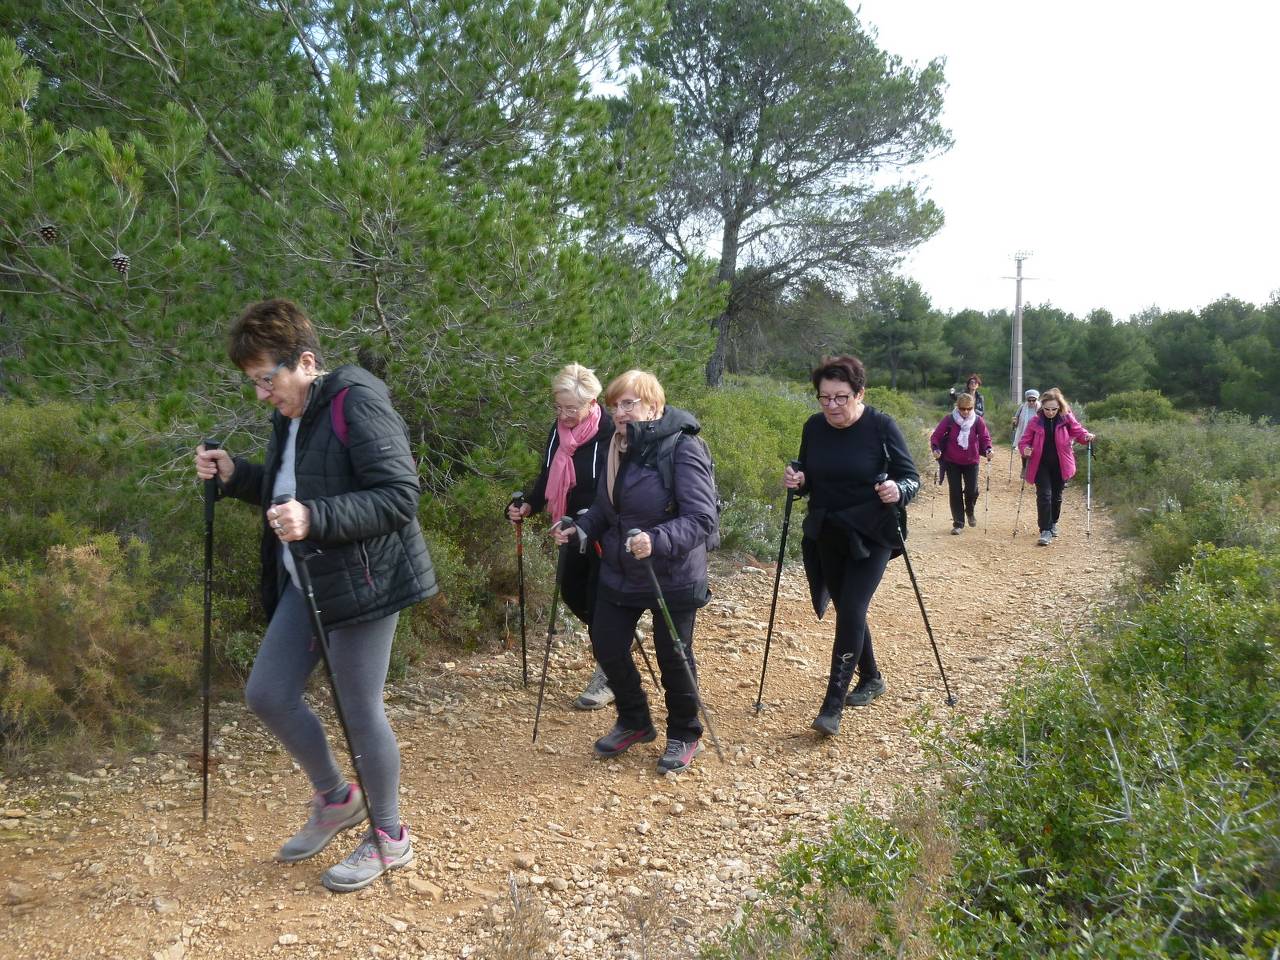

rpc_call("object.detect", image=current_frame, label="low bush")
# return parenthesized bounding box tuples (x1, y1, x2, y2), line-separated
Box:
(0, 534, 201, 757)
(1091, 414, 1280, 583)
(1087, 388, 1186, 423)
(709, 546, 1280, 958)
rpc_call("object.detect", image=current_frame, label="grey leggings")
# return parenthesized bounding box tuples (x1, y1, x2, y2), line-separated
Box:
(245, 586, 401, 833)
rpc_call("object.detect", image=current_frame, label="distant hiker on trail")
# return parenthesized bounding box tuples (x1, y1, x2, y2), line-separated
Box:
(508, 363, 617, 710)
(783, 355, 920, 737)
(1018, 386, 1095, 547)
(553, 370, 718, 774)
(949, 373, 985, 419)
(930, 392, 993, 535)
(1012, 388, 1041, 479)
(194, 299, 436, 891)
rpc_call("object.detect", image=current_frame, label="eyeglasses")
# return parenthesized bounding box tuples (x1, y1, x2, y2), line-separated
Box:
(817, 394, 853, 407)
(957, 407, 974, 412)
(1041, 405, 1060, 412)
(552, 402, 586, 416)
(610, 398, 644, 414)
(245, 360, 286, 390)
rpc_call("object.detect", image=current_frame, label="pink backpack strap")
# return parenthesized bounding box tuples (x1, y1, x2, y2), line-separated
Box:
(331, 387, 350, 447)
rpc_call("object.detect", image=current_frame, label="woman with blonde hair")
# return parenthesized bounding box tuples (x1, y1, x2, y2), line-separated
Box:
(508, 362, 615, 709)
(553, 370, 718, 773)
(930, 392, 993, 534)
(1018, 387, 1095, 546)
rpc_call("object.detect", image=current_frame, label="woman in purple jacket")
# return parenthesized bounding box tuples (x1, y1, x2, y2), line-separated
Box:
(1018, 387, 1095, 546)
(930, 393, 993, 535)
(554, 370, 718, 774)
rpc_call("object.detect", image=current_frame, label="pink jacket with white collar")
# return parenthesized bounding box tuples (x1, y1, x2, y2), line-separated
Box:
(1020, 411, 1094, 482)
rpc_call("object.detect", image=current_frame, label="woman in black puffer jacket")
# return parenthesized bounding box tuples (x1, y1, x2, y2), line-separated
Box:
(195, 299, 435, 893)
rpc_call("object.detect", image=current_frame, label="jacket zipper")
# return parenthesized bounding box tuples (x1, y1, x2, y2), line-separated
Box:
(359, 542, 375, 589)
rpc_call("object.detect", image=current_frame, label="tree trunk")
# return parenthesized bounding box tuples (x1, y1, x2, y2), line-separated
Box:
(707, 217, 741, 387)
(705, 310, 731, 386)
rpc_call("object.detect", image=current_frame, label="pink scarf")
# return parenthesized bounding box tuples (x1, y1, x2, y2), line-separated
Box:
(545, 402, 602, 522)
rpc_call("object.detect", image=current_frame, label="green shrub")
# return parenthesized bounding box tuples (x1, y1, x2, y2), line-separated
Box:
(1087, 389, 1186, 423)
(685, 380, 813, 559)
(0, 534, 201, 756)
(862, 385, 916, 424)
(1089, 415, 1280, 584)
(710, 547, 1280, 958)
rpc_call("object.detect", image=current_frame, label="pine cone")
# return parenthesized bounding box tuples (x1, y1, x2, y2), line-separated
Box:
(110, 252, 130, 275)
(39, 223, 59, 243)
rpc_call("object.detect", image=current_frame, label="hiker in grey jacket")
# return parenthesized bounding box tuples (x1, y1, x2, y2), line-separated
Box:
(554, 369, 717, 774)
(1011, 389, 1041, 479)
(195, 299, 435, 892)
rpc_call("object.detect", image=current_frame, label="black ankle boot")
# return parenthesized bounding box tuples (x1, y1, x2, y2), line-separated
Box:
(811, 652, 856, 737)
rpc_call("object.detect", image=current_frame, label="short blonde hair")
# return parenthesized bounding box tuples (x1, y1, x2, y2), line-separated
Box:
(1039, 387, 1072, 415)
(551, 362, 602, 405)
(955, 392, 976, 409)
(604, 369, 665, 412)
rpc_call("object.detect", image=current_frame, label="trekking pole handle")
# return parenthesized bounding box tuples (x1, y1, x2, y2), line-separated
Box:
(508, 491, 526, 521)
(624, 527, 643, 553)
(202, 439, 221, 523)
(786, 459, 803, 486)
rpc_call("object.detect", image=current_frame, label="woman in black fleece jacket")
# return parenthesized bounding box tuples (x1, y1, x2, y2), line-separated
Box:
(507, 362, 615, 710)
(784, 356, 920, 736)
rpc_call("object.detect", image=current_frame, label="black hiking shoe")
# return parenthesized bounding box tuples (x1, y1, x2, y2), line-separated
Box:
(845, 675, 886, 707)
(951, 524, 964, 535)
(656, 738, 702, 774)
(967, 511, 977, 527)
(811, 701, 843, 737)
(593, 722, 657, 758)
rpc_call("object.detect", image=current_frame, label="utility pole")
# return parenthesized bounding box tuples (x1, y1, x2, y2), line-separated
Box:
(1006, 251, 1033, 403)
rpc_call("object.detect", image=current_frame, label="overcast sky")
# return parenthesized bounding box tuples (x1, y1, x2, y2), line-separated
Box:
(850, 0, 1280, 320)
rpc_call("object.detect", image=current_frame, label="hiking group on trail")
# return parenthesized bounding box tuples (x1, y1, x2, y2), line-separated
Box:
(192, 299, 1097, 890)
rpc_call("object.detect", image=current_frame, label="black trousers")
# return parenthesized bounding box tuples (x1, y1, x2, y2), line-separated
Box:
(1035, 462, 1066, 531)
(559, 542, 599, 634)
(944, 461, 980, 525)
(816, 529, 891, 693)
(592, 598, 701, 741)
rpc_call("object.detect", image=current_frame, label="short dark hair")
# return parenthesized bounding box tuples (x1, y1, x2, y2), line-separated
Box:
(811, 355, 866, 393)
(228, 299, 323, 370)
(966, 372, 983, 387)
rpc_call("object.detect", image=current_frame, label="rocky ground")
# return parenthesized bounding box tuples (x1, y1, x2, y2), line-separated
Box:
(0, 448, 1126, 959)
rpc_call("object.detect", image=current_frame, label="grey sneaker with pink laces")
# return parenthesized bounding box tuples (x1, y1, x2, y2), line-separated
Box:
(322, 826, 414, 892)
(275, 785, 367, 863)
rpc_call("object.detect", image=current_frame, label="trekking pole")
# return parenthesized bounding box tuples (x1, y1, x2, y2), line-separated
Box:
(201, 439, 220, 823)
(1007, 443, 1014, 483)
(627, 529, 725, 761)
(929, 461, 941, 521)
(873, 474, 957, 707)
(632, 630, 661, 690)
(755, 459, 801, 714)
(983, 457, 992, 532)
(1013, 477, 1027, 538)
(532, 516, 573, 743)
(272, 495, 392, 888)
(1085, 441, 1093, 539)
(509, 492, 528, 687)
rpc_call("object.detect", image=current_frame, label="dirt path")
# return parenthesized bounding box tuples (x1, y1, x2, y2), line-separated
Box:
(0, 444, 1125, 960)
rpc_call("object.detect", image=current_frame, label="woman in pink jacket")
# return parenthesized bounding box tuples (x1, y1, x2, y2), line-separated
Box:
(929, 393, 993, 535)
(1018, 387, 1095, 546)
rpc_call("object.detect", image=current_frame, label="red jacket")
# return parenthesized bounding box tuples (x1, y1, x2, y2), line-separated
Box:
(1020, 412, 1094, 481)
